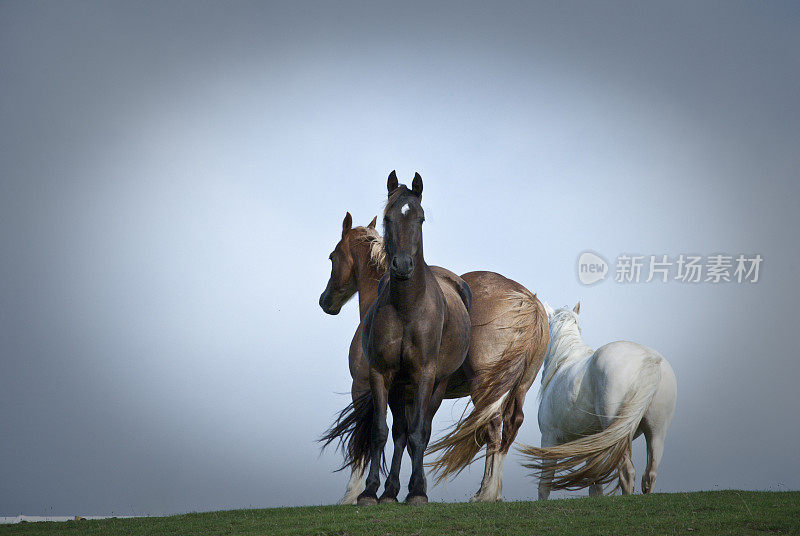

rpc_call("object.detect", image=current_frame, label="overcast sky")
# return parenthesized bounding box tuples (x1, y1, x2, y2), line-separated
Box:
(1, 1, 798, 516)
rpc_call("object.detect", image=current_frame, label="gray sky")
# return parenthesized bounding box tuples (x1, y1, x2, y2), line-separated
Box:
(1, 1, 798, 516)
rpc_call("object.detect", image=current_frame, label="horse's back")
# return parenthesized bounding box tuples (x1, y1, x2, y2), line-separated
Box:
(591, 341, 663, 376)
(460, 271, 534, 326)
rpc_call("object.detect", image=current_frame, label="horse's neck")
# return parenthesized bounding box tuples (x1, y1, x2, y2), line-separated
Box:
(540, 321, 593, 394)
(353, 244, 384, 320)
(357, 279, 379, 319)
(388, 254, 429, 313)
(356, 267, 382, 320)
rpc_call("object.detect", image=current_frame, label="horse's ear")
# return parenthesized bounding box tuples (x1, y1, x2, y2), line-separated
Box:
(573, 301, 581, 315)
(342, 212, 353, 238)
(368, 215, 377, 229)
(387, 170, 398, 195)
(412, 172, 423, 196)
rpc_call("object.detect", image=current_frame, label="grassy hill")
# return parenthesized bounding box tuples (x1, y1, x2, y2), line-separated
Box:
(1, 490, 797, 536)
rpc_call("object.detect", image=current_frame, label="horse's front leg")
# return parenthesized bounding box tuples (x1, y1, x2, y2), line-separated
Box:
(380, 385, 407, 503)
(357, 371, 389, 506)
(406, 371, 444, 504)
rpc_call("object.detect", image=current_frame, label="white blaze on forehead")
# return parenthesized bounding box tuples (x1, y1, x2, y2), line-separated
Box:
(400, 203, 410, 215)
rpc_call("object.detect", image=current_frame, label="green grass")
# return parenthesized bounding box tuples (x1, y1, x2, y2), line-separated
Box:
(2, 491, 798, 536)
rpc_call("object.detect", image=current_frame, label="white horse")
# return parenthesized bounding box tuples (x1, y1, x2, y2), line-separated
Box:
(520, 302, 677, 498)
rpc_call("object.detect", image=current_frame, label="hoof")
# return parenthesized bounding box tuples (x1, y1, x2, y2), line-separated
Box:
(338, 495, 358, 506)
(470, 493, 501, 503)
(357, 494, 378, 506)
(378, 496, 398, 504)
(405, 494, 428, 506)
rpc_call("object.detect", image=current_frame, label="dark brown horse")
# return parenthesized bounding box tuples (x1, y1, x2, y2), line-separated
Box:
(320, 174, 549, 503)
(357, 172, 471, 505)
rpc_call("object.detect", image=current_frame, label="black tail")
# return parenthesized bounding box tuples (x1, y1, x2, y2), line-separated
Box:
(319, 390, 383, 473)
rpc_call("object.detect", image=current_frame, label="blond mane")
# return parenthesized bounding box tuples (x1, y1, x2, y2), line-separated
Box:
(354, 227, 387, 268)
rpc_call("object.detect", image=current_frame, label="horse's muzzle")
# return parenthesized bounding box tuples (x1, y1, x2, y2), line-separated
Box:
(390, 254, 414, 280)
(319, 290, 341, 315)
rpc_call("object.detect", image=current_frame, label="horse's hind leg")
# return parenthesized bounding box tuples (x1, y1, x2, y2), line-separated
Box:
(470, 412, 503, 502)
(340, 462, 365, 505)
(472, 386, 527, 502)
(470, 413, 503, 502)
(588, 483, 603, 496)
(475, 379, 533, 502)
(641, 364, 676, 494)
(380, 386, 407, 503)
(537, 431, 557, 501)
(617, 447, 635, 495)
(642, 429, 665, 494)
(340, 383, 368, 505)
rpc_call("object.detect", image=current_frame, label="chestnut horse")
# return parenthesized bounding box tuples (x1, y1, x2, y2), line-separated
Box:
(320, 174, 549, 503)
